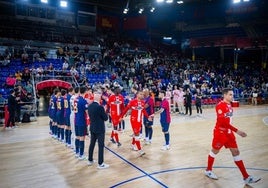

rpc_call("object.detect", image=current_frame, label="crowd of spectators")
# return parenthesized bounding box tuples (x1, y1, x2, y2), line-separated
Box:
(1, 34, 268, 106)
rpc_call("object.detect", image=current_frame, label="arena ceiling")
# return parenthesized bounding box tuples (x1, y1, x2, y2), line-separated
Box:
(73, 0, 223, 14)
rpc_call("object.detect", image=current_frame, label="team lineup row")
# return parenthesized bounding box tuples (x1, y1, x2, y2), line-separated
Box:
(48, 86, 261, 185)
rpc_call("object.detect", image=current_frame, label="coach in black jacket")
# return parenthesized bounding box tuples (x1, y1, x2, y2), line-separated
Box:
(88, 90, 109, 169)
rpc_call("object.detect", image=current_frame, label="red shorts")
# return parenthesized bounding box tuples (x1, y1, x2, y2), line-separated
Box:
(130, 120, 142, 135)
(212, 129, 238, 150)
(111, 115, 120, 126)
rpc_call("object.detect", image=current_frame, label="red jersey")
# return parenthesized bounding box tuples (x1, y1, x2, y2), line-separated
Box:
(121, 99, 148, 124)
(107, 94, 125, 117)
(215, 101, 237, 133)
(84, 93, 94, 104)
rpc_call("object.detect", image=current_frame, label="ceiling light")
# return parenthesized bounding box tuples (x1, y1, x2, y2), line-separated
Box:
(123, 8, 129, 14)
(233, 0, 241, 3)
(166, 0, 173, 3)
(60, 0, 68, 7)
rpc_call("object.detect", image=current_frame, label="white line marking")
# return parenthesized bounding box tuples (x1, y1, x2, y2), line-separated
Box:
(262, 116, 268, 126)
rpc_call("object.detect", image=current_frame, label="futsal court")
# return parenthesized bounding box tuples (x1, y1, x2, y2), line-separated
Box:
(0, 105, 267, 188)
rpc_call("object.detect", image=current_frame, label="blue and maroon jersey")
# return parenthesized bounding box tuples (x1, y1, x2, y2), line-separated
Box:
(48, 94, 55, 114)
(144, 96, 154, 116)
(74, 96, 88, 126)
(48, 94, 57, 118)
(101, 91, 110, 106)
(64, 93, 72, 118)
(56, 96, 64, 116)
(160, 98, 171, 124)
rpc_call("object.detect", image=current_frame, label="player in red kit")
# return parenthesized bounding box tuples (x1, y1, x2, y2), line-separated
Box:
(107, 87, 125, 147)
(120, 90, 151, 156)
(205, 88, 261, 185)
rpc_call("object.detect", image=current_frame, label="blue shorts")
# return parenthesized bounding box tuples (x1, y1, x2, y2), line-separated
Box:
(65, 116, 70, 126)
(56, 112, 65, 125)
(75, 125, 87, 137)
(143, 118, 153, 127)
(49, 110, 57, 122)
(161, 122, 170, 132)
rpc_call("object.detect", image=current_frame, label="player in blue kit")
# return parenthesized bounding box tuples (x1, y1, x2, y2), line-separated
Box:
(48, 92, 55, 136)
(56, 89, 66, 142)
(152, 90, 171, 150)
(143, 88, 154, 145)
(74, 87, 89, 160)
(64, 87, 73, 147)
(49, 89, 60, 139)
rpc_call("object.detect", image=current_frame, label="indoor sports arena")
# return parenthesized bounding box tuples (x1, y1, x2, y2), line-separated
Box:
(0, 0, 267, 187)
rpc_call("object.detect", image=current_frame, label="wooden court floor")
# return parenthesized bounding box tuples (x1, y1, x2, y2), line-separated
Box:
(0, 105, 268, 188)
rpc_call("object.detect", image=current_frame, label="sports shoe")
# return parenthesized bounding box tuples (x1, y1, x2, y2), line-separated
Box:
(110, 138, 116, 144)
(131, 144, 138, 151)
(244, 175, 261, 185)
(204, 170, 218, 180)
(117, 142, 122, 147)
(97, 163, 109, 169)
(138, 150, 145, 157)
(88, 160, 96, 166)
(75, 153, 79, 158)
(161, 145, 170, 150)
(78, 155, 86, 160)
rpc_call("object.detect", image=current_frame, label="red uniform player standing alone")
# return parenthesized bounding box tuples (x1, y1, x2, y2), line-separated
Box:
(205, 88, 261, 185)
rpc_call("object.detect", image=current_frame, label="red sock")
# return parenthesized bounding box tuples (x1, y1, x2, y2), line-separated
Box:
(132, 137, 135, 145)
(114, 132, 119, 143)
(206, 154, 215, 171)
(235, 160, 249, 179)
(135, 140, 141, 150)
(110, 130, 114, 139)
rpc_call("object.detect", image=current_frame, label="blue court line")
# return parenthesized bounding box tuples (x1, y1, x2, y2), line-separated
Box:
(150, 166, 268, 176)
(105, 146, 169, 188)
(109, 165, 268, 187)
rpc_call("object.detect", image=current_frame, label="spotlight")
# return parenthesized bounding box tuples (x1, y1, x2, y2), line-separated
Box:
(150, 7, 155, 12)
(163, 37, 172, 40)
(60, 0, 68, 8)
(166, 0, 173, 3)
(233, 0, 241, 3)
(177, 1, 183, 4)
(156, 0, 164, 3)
(41, 0, 48, 3)
(123, 8, 129, 14)
(138, 8, 144, 14)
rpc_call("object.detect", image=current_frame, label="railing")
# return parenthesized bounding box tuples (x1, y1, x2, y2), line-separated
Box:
(33, 70, 79, 87)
